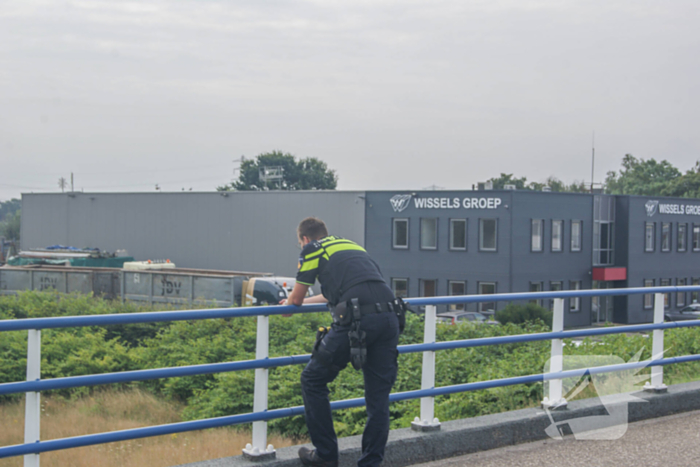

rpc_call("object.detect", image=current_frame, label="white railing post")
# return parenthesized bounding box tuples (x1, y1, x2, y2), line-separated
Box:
(644, 293, 668, 393)
(242, 315, 276, 460)
(24, 329, 41, 467)
(542, 298, 567, 410)
(412, 305, 440, 431)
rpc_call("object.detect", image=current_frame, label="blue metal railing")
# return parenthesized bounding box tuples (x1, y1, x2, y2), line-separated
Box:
(1, 286, 700, 460)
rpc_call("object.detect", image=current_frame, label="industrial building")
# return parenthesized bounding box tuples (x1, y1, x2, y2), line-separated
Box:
(20, 190, 700, 327)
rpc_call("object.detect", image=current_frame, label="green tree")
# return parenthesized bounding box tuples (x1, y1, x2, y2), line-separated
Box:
(217, 151, 337, 191)
(487, 174, 588, 193)
(604, 154, 681, 196)
(0, 198, 20, 222)
(661, 161, 700, 198)
(0, 209, 20, 241)
(487, 173, 529, 190)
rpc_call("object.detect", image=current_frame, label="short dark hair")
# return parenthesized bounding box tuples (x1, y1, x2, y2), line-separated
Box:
(298, 217, 328, 240)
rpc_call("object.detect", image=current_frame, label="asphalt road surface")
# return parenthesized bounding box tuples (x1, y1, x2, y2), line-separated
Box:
(413, 410, 700, 467)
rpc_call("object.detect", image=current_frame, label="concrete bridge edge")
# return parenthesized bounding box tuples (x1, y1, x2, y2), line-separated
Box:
(180, 380, 700, 467)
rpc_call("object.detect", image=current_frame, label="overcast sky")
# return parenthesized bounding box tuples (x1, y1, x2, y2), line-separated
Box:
(1, 0, 698, 201)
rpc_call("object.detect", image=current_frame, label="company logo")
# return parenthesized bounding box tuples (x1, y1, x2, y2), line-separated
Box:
(390, 194, 413, 212)
(645, 200, 659, 217)
(543, 349, 654, 440)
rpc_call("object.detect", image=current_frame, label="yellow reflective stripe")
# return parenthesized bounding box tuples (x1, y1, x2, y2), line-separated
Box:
(299, 258, 319, 272)
(321, 238, 352, 247)
(297, 281, 314, 286)
(304, 249, 325, 260)
(325, 243, 366, 256)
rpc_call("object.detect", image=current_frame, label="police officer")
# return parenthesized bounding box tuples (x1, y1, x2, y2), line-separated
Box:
(284, 217, 401, 467)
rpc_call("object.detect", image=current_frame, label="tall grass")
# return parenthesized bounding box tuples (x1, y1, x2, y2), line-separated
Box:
(0, 389, 303, 467)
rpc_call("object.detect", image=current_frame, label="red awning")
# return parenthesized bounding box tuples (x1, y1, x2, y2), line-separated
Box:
(592, 267, 627, 281)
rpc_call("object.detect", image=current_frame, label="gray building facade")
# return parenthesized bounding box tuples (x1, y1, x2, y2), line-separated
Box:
(365, 190, 594, 328)
(20, 190, 700, 327)
(20, 191, 366, 277)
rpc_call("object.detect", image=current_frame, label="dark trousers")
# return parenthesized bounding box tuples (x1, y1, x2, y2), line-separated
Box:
(301, 285, 399, 467)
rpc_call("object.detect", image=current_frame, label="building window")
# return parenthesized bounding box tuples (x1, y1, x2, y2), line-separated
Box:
(694, 225, 700, 251)
(677, 278, 687, 307)
(661, 222, 671, 252)
(571, 220, 582, 252)
(449, 219, 467, 251)
(593, 196, 615, 265)
(478, 282, 496, 314)
(569, 281, 581, 312)
(660, 278, 671, 308)
(678, 223, 687, 252)
(549, 281, 563, 311)
(420, 279, 437, 298)
(552, 220, 563, 252)
(391, 278, 408, 299)
(448, 281, 466, 310)
(531, 219, 544, 252)
(529, 282, 543, 306)
(392, 219, 409, 249)
(479, 219, 498, 251)
(693, 278, 700, 304)
(644, 279, 655, 309)
(645, 222, 655, 252)
(420, 218, 437, 250)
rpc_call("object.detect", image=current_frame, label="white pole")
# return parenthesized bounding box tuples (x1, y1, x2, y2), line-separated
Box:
(542, 298, 567, 409)
(645, 293, 668, 393)
(24, 330, 41, 467)
(412, 305, 440, 431)
(242, 315, 276, 459)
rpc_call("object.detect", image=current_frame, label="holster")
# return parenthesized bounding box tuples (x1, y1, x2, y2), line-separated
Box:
(312, 326, 330, 358)
(347, 299, 367, 370)
(311, 325, 345, 371)
(393, 297, 407, 333)
(329, 301, 353, 326)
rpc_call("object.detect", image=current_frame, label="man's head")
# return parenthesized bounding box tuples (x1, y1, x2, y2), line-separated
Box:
(297, 217, 328, 246)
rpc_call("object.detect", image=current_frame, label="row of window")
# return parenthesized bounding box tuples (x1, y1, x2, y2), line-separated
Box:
(644, 222, 700, 252)
(390, 278, 583, 313)
(392, 218, 498, 251)
(528, 281, 582, 311)
(392, 218, 583, 253)
(531, 219, 583, 252)
(643, 278, 700, 309)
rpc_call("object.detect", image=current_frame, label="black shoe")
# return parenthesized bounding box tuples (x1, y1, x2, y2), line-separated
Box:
(298, 447, 338, 467)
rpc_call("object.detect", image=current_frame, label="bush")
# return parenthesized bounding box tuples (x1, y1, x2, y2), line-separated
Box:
(495, 302, 553, 327)
(4, 291, 700, 438)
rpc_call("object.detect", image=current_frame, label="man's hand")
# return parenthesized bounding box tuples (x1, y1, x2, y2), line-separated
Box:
(283, 283, 328, 306)
(285, 283, 309, 306)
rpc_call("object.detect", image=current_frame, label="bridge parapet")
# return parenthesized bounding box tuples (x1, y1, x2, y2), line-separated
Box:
(1, 286, 700, 465)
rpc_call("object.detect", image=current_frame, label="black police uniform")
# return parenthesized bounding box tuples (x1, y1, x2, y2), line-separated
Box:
(296, 236, 399, 467)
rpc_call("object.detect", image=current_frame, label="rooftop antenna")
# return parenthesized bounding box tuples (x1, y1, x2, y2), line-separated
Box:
(233, 155, 245, 180)
(591, 132, 595, 193)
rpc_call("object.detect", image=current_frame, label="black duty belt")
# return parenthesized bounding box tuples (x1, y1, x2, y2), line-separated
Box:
(329, 301, 393, 325)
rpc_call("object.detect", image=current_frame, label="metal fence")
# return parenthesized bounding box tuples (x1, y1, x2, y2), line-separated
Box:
(2, 286, 700, 465)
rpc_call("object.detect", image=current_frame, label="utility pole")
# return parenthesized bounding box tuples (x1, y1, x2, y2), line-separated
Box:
(590, 132, 595, 193)
(70, 172, 74, 192)
(234, 156, 245, 176)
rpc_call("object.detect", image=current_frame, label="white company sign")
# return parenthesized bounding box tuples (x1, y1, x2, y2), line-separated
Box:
(390, 194, 502, 213)
(645, 199, 700, 217)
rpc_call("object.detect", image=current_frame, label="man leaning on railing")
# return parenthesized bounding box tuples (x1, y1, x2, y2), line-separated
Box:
(282, 217, 406, 467)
